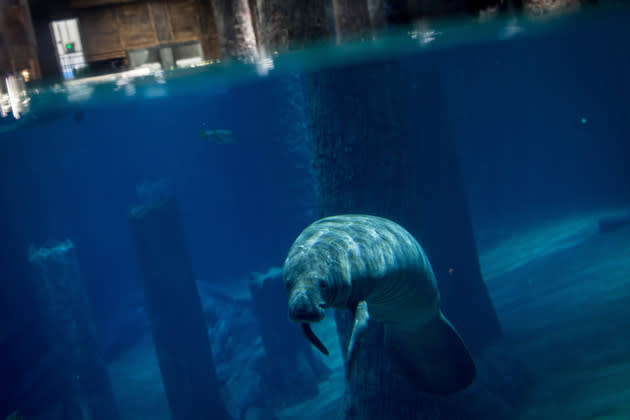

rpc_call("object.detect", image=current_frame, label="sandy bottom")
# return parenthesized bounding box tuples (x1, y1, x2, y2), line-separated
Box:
(482, 210, 630, 420)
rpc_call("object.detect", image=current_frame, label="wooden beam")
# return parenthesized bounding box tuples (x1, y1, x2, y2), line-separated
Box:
(197, 0, 221, 60)
(167, 0, 202, 42)
(78, 7, 125, 62)
(116, 3, 159, 50)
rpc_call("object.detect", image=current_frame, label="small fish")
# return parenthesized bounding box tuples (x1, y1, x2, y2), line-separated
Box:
(200, 125, 238, 144)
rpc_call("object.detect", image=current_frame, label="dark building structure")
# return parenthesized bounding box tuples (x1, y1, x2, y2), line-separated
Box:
(1, 0, 223, 81)
(0, 0, 594, 81)
(0, 0, 40, 79)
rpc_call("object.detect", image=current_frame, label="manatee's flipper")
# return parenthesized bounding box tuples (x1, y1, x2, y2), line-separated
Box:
(385, 312, 476, 395)
(346, 300, 370, 380)
(301, 323, 329, 356)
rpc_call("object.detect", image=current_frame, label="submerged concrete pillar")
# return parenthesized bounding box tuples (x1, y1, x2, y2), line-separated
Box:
(28, 240, 120, 420)
(128, 196, 230, 420)
(306, 60, 502, 418)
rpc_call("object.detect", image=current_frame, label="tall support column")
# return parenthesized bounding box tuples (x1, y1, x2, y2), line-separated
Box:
(306, 60, 502, 419)
(211, 0, 258, 58)
(250, 0, 330, 54)
(332, 0, 372, 42)
(29, 240, 120, 420)
(128, 196, 230, 420)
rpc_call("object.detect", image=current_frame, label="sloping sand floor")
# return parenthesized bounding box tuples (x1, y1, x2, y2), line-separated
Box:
(480, 211, 630, 420)
(108, 335, 170, 420)
(273, 315, 345, 420)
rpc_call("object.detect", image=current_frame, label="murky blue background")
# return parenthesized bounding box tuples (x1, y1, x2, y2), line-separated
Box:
(0, 7, 629, 419)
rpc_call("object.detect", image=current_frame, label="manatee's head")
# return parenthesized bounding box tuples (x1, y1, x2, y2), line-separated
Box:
(283, 250, 330, 323)
(283, 243, 350, 356)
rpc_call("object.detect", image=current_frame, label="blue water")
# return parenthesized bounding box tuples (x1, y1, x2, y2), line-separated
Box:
(1, 76, 318, 311)
(1, 5, 629, 419)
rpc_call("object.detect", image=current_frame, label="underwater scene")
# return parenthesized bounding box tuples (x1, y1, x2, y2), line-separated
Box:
(1, 5, 630, 420)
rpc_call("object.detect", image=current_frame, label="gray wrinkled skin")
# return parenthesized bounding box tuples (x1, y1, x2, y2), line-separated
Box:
(283, 214, 476, 395)
(283, 214, 439, 342)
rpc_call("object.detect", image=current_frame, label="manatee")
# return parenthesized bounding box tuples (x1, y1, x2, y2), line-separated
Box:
(282, 214, 476, 394)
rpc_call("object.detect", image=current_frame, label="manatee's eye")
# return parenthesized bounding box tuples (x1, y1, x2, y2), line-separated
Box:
(318, 279, 332, 300)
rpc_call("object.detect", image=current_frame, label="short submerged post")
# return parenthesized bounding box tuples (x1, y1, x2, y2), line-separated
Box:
(29, 240, 120, 420)
(128, 189, 230, 420)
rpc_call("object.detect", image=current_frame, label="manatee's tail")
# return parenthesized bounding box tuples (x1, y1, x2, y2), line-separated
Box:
(385, 312, 476, 395)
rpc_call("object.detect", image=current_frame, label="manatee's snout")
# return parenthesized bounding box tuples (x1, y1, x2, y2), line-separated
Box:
(288, 289, 325, 323)
(288, 289, 330, 356)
